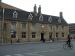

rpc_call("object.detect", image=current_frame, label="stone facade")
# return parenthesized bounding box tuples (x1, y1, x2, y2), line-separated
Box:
(0, 2, 69, 43)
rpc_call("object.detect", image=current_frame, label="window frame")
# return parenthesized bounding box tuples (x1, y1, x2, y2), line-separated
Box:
(13, 11, 18, 18)
(32, 32, 36, 38)
(39, 15, 43, 21)
(22, 32, 26, 38)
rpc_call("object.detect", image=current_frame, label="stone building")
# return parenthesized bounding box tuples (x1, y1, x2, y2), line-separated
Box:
(0, 1, 69, 43)
(69, 23, 75, 39)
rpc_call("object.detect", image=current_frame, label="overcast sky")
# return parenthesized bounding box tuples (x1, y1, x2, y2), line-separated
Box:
(2, 0, 75, 23)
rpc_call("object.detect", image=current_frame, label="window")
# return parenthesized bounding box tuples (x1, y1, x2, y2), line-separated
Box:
(62, 33, 64, 37)
(56, 33, 58, 37)
(48, 16, 52, 23)
(13, 11, 18, 18)
(11, 31, 16, 38)
(32, 32, 36, 38)
(22, 32, 26, 38)
(39, 15, 43, 21)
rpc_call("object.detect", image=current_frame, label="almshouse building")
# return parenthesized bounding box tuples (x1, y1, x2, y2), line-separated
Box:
(0, 0, 69, 43)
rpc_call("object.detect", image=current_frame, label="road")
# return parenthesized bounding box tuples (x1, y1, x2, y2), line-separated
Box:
(0, 41, 75, 56)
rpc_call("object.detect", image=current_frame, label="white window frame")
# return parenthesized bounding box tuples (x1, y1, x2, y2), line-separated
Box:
(13, 11, 18, 18)
(39, 15, 43, 21)
(28, 13, 33, 20)
(48, 16, 52, 23)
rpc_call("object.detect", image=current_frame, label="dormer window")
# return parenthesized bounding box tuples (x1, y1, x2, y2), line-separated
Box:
(13, 10, 18, 18)
(48, 16, 52, 23)
(39, 15, 43, 21)
(58, 18, 61, 23)
(28, 13, 33, 20)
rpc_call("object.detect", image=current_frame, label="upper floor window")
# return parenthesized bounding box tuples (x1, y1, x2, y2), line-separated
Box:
(48, 16, 52, 23)
(13, 10, 18, 18)
(39, 15, 43, 21)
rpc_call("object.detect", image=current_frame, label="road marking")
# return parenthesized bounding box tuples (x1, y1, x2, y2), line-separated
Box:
(4, 55, 11, 56)
(25, 52, 44, 56)
(14, 54, 24, 56)
(4, 48, 61, 56)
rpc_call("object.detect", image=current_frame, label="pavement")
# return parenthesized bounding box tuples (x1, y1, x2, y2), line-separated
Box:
(0, 40, 75, 56)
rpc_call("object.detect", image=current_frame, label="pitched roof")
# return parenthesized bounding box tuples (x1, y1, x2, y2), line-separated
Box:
(0, 2, 21, 10)
(0, 2, 68, 26)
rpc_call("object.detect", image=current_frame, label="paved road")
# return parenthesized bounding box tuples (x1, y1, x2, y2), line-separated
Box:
(0, 41, 75, 56)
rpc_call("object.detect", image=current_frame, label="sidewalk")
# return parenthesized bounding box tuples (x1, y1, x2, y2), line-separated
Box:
(0, 39, 74, 46)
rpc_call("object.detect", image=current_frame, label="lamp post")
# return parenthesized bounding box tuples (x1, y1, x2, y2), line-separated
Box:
(2, 8, 5, 45)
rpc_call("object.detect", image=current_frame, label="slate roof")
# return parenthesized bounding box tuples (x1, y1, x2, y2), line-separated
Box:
(0, 2, 68, 26)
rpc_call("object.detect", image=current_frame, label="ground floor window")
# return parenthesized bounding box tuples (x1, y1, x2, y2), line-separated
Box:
(32, 32, 36, 38)
(56, 33, 58, 37)
(22, 32, 26, 38)
(11, 31, 16, 38)
(62, 32, 64, 37)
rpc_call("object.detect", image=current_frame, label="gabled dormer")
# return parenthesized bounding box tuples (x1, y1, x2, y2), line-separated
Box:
(48, 16, 52, 23)
(13, 10, 18, 18)
(28, 13, 33, 20)
(39, 14, 43, 21)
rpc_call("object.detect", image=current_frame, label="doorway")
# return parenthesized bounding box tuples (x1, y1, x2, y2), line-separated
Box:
(40, 33, 44, 41)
